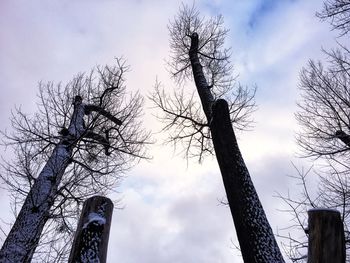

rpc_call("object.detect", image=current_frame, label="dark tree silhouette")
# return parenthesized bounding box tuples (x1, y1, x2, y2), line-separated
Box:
(0, 59, 150, 263)
(279, 1, 350, 261)
(282, 51, 350, 261)
(151, 5, 284, 262)
(152, 5, 255, 162)
(317, 0, 350, 36)
(278, 164, 350, 262)
(296, 47, 350, 162)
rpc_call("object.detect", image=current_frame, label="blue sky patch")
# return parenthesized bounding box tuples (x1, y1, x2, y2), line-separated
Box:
(248, 0, 295, 29)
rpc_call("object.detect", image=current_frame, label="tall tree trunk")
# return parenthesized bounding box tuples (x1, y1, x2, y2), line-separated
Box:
(189, 33, 215, 121)
(189, 33, 284, 262)
(0, 96, 86, 263)
(211, 99, 284, 262)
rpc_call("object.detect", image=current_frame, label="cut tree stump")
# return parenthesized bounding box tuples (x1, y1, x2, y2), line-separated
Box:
(68, 196, 114, 263)
(307, 208, 345, 263)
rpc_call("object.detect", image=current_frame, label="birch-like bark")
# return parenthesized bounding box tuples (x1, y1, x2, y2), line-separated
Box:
(0, 96, 86, 263)
(189, 33, 284, 262)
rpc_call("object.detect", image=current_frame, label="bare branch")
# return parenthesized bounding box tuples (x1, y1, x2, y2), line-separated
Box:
(296, 46, 350, 160)
(317, 0, 350, 36)
(153, 4, 256, 162)
(0, 59, 151, 262)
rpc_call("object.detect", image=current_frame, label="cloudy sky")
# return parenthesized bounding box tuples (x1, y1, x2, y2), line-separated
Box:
(0, 0, 340, 262)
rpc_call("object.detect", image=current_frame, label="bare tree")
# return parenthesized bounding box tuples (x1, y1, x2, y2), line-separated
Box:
(317, 0, 350, 36)
(151, 5, 255, 162)
(151, 5, 285, 262)
(296, 46, 350, 164)
(0, 59, 150, 263)
(276, 165, 315, 262)
(278, 164, 350, 262)
(279, 1, 350, 261)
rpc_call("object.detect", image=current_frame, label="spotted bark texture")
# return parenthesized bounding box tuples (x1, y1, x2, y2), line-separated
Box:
(189, 32, 215, 121)
(0, 97, 86, 262)
(211, 99, 284, 263)
(68, 196, 113, 263)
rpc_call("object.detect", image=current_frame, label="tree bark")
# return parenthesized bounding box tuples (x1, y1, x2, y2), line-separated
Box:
(68, 196, 114, 263)
(307, 209, 345, 263)
(211, 99, 284, 262)
(188, 31, 284, 262)
(189, 33, 215, 121)
(0, 96, 86, 263)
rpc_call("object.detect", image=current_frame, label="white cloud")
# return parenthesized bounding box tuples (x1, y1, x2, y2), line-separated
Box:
(108, 158, 236, 262)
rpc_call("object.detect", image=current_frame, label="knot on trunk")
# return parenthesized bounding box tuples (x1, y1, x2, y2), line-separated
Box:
(335, 130, 350, 147)
(74, 95, 83, 105)
(335, 130, 346, 138)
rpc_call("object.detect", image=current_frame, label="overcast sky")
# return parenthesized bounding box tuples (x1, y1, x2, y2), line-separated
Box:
(0, 0, 340, 262)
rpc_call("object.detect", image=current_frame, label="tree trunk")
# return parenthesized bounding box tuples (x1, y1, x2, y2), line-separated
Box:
(307, 209, 345, 263)
(188, 31, 284, 262)
(68, 196, 114, 263)
(189, 33, 215, 121)
(210, 99, 284, 263)
(0, 96, 86, 263)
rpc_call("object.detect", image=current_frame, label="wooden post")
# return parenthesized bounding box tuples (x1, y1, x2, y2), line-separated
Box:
(307, 208, 345, 263)
(68, 196, 114, 263)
